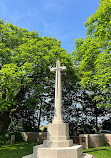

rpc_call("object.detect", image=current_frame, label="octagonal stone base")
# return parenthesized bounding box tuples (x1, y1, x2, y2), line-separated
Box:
(22, 123, 93, 158)
(37, 144, 82, 158)
(23, 144, 93, 158)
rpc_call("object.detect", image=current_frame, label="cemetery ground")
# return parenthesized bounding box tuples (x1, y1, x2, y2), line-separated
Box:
(0, 142, 111, 158)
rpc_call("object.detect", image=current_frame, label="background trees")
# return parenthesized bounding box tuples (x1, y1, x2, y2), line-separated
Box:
(73, 0, 111, 108)
(0, 0, 111, 134)
(69, 0, 111, 134)
(0, 20, 75, 133)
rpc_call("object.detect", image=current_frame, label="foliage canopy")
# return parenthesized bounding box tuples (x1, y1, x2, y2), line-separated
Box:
(73, 0, 111, 107)
(0, 20, 74, 111)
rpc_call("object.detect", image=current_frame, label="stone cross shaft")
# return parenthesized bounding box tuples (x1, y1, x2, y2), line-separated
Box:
(50, 60, 66, 124)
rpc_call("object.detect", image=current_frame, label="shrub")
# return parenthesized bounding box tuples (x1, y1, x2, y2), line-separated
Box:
(0, 133, 11, 145)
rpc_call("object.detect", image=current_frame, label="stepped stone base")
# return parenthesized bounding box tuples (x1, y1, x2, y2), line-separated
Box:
(23, 153, 93, 158)
(37, 144, 82, 158)
(23, 144, 93, 158)
(22, 123, 93, 158)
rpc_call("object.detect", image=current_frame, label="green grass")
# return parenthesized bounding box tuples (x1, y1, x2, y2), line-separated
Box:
(0, 142, 39, 158)
(0, 142, 111, 158)
(83, 146, 111, 158)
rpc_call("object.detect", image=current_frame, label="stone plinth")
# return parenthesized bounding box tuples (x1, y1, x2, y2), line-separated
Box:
(23, 144, 93, 158)
(36, 144, 82, 158)
(47, 123, 69, 141)
(44, 123, 73, 148)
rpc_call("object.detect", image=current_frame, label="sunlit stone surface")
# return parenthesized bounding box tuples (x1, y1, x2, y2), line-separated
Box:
(22, 60, 93, 158)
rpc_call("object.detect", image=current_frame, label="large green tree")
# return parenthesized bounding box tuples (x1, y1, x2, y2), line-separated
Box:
(73, 0, 111, 107)
(0, 20, 74, 133)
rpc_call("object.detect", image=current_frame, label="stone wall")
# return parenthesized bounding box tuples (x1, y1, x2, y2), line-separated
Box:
(79, 134, 111, 149)
(22, 132, 47, 143)
(73, 136, 80, 145)
(88, 134, 104, 148)
(104, 134, 111, 145)
(21, 132, 111, 149)
(79, 134, 89, 149)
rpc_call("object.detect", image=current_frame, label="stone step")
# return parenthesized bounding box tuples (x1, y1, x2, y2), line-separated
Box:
(43, 139, 73, 148)
(36, 144, 83, 158)
(33, 145, 44, 158)
(22, 145, 94, 158)
(80, 153, 94, 158)
(22, 154, 33, 158)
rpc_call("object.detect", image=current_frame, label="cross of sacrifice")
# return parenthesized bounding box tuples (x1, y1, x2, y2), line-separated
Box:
(50, 60, 66, 124)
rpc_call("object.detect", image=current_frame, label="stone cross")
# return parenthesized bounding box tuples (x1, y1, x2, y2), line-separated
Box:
(50, 60, 66, 124)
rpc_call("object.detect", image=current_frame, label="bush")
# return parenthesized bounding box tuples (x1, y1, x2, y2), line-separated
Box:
(13, 132, 23, 142)
(0, 132, 24, 145)
(0, 133, 11, 145)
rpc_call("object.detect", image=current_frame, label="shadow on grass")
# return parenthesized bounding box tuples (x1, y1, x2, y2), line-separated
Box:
(83, 146, 111, 158)
(0, 142, 40, 158)
(84, 148, 108, 153)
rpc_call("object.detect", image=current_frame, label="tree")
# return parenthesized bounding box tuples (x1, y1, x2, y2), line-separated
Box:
(8, 107, 38, 133)
(102, 117, 111, 131)
(41, 77, 108, 135)
(73, 0, 111, 107)
(63, 86, 107, 134)
(0, 20, 74, 133)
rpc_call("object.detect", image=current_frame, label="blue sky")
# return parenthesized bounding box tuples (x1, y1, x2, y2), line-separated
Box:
(0, 0, 100, 53)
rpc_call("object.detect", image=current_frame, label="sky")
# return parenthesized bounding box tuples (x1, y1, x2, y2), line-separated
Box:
(0, 0, 100, 53)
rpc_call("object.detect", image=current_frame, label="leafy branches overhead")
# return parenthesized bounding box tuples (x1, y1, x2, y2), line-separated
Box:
(73, 0, 111, 107)
(0, 20, 74, 111)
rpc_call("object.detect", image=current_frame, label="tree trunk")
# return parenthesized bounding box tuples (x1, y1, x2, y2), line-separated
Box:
(37, 107, 41, 131)
(95, 114, 98, 132)
(95, 108, 99, 132)
(0, 111, 11, 133)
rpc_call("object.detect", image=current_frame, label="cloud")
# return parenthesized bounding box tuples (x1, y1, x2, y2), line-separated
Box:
(43, 2, 62, 11)
(40, 0, 65, 13)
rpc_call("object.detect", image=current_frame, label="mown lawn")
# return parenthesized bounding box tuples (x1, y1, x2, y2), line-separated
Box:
(0, 142, 39, 158)
(0, 142, 111, 158)
(83, 146, 111, 158)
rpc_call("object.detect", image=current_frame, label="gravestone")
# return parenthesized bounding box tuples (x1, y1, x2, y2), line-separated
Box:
(11, 135, 15, 144)
(23, 60, 93, 158)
